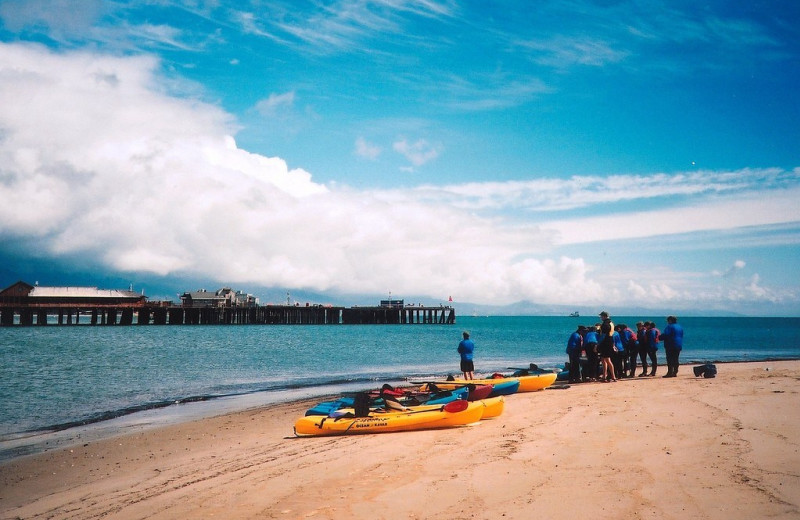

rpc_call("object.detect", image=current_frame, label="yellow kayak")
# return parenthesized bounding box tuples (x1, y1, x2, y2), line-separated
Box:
(477, 396, 504, 418)
(416, 372, 557, 393)
(294, 399, 484, 436)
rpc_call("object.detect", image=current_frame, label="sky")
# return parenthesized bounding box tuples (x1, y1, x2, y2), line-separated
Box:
(0, 0, 798, 316)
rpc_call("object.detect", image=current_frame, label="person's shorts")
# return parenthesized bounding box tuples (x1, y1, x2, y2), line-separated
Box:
(460, 359, 474, 372)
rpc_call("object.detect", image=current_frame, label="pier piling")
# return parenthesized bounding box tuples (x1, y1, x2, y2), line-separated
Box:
(0, 304, 456, 326)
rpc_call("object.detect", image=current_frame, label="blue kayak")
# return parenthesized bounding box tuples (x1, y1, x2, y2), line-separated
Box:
(487, 379, 520, 396)
(304, 386, 470, 416)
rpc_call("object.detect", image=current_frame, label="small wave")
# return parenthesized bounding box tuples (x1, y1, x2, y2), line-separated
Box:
(23, 396, 214, 434)
(18, 374, 405, 436)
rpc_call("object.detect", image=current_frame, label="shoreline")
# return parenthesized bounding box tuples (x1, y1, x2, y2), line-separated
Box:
(2, 360, 799, 519)
(2, 357, 797, 464)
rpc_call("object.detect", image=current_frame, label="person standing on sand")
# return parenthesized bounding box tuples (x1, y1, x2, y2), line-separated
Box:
(599, 318, 617, 382)
(646, 321, 661, 376)
(599, 310, 614, 333)
(457, 331, 475, 380)
(621, 324, 638, 377)
(659, 316, 684, 378)
(636, 321, 649, 376)
(611, 324, 625, 378)
(566, 325, 586, 383)
(583, 325, 599, 382)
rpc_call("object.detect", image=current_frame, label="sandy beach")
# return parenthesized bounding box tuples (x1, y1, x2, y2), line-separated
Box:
(1, 360, 798, 520)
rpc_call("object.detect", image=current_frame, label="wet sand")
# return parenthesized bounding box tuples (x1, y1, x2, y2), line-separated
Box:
(1, 360, 799, 519)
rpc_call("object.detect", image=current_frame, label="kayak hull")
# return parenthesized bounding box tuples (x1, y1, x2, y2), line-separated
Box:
(419, 372, 557, 393)
(477, 396, 504, 418)
(294, 401, 484, 436)
(488, 380, 520, 396)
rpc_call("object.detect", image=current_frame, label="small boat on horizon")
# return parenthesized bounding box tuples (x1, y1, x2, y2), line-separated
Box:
(569, 311, 580, 317)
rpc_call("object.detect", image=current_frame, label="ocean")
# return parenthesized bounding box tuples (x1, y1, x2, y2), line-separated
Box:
(1, 315, 799, 459)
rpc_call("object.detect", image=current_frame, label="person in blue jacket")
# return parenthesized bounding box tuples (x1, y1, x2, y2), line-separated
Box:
(566, 325, 586, 383)
(457, 331, 475, 380)
(618, 324, 638, 377)
(611, 325, 625, 378)
(646, 321, 661, 376)
(659, 316, 684, 378)
(583, 325, 599, 382)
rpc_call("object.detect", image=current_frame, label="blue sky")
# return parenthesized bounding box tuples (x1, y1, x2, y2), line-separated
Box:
(0, 0, 798, 315)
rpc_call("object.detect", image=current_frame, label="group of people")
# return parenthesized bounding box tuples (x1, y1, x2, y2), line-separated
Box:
(456, 311, 684, 384)
(566, 311, 684, 383)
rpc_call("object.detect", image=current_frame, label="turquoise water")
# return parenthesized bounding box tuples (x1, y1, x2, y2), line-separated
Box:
(1, 316, 798, 444)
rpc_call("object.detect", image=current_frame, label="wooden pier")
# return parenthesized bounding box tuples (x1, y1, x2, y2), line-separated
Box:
(0, 304, 456, 326)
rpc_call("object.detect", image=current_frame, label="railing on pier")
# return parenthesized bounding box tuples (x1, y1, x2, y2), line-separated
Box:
(0, 304, 456, 326)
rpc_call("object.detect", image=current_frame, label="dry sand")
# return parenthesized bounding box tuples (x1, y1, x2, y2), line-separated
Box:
(1, 360, 798, 520)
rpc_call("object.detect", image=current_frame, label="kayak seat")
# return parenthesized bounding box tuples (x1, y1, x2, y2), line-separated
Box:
(383, 396, 410, 412)
(353, 392, 371, 417)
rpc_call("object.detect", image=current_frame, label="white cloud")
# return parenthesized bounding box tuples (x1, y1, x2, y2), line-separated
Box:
(542, 189, 800, 246)
(354, 137, 381, 160)
(393, 138, 441, 167)
(518, 35, 630, 68)
(254, 91, 296, 117)
(0, 0, 105, 38)
(239, 0, 456, 53)
(0, 43, 578, 304)
(0, 42, 796, 312)
(717, 260, 747, 279)
(423, 168, 798, 213)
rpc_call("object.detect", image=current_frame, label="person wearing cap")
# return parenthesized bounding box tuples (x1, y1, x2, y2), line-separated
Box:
(457, 331, 475, 380)
(566, 325, 585, 383)
(659, 316, 684, 378)
(599, 311, 615, 340)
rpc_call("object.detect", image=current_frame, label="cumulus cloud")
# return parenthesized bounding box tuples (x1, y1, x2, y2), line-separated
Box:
(0, 42, 796, 311)
(0, 42, 588, 305)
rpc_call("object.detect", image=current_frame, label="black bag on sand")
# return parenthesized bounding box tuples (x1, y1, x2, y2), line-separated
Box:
(693, 363, 718, 378)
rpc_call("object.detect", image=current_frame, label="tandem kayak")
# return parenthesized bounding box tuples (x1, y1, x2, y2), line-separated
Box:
(293, 399, 485, 436)
(413, 371, 557, 393)
(304, 385, 470, 416)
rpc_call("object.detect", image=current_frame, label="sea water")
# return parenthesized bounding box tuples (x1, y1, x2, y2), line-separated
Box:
(1, 316, 798, 457)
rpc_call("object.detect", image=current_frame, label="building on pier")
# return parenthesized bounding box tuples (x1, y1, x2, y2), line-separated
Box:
(0, 280, 146, 307)
(0, 281, 455, 326)
(180, 287, 259, 308)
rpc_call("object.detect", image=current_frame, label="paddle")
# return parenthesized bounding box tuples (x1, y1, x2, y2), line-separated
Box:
(442, 399, 469, 413)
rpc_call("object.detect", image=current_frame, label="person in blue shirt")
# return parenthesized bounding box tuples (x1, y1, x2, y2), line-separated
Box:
(457, 331, 475, 380)
(583, 325, 599, 382)
(611, 325, 625, 379)
(659, 316, 684, 378)
(646, 322, 661, 376)
(636, 321, 648, 376)
(617, 324, 638, 377)
(566, 325, 586, 383)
